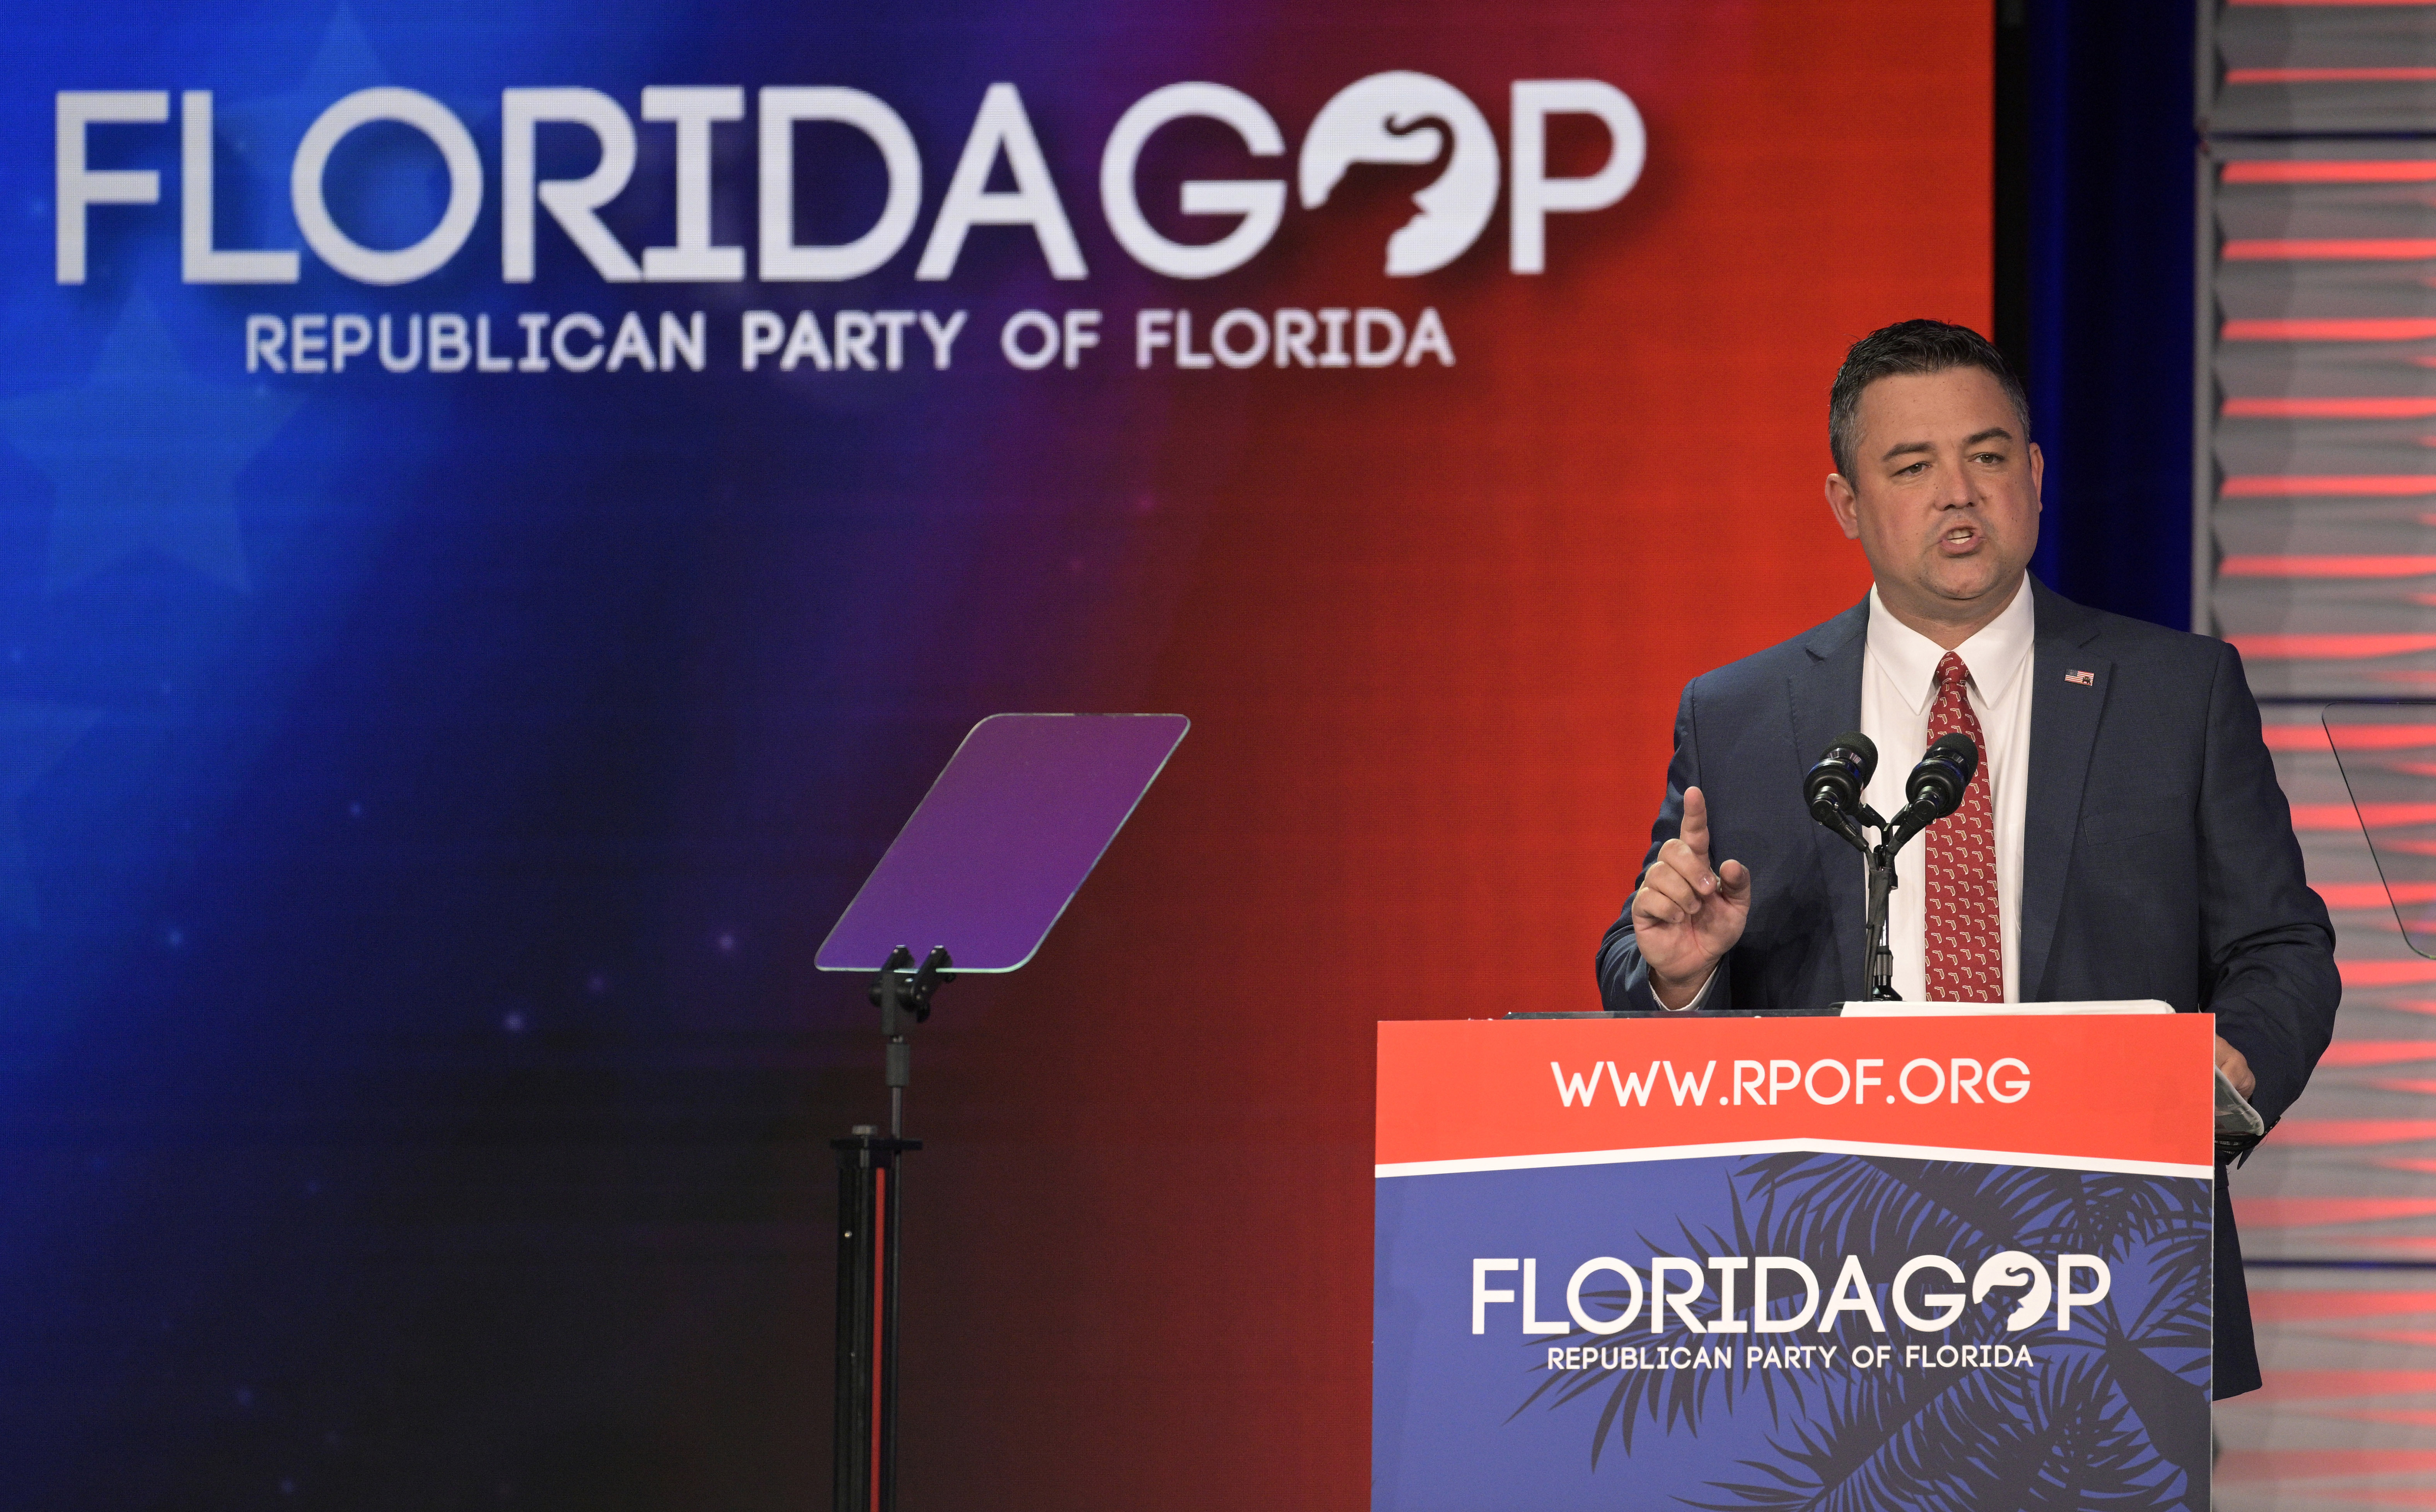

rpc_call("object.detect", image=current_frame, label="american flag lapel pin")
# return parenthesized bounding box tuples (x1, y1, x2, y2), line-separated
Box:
(2065, 668, 2095, 687)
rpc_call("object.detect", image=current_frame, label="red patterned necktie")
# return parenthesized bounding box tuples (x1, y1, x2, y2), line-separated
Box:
(1924, 651, 2002, 1002)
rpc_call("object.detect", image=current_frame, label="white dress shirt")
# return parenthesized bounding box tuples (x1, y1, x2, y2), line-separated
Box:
(1859, 579, 2034, 1004)
(1667, 577, 2035, 1009)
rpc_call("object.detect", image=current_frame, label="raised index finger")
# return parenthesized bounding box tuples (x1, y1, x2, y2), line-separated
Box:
(1680, 785, 1713, 866)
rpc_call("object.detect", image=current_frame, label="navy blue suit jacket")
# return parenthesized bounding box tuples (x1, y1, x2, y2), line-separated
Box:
(1595, 580, 2339, 1396)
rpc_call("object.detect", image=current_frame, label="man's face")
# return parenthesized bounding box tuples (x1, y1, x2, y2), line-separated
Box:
(1824, 366, 2042, 629)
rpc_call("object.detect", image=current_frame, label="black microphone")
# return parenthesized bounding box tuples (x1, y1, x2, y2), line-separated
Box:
(1905, 732, 1979, 819)
(1886, 733, 1980, 852)
(1804, 731, 1877, 853)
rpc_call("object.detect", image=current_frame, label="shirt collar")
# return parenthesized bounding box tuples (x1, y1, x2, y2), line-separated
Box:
(1866, 576, 2036, 716)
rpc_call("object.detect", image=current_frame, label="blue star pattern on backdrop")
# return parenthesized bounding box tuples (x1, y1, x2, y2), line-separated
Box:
(1, 291, 301, 593)
(0, 290, 301, 923)
(221, 3, 395, 154)
(218, 4, 450, 256)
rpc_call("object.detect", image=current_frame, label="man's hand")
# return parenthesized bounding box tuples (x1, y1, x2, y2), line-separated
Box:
(1631, 786, 1752, 1009)
(2216, 1035, 2256, 1101)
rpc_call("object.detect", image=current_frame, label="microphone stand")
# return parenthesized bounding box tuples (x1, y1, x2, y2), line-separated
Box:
(1812, 733, 1975, 1004)
(1847, 803, 1940, 1002)
(1863, 824, 1899, 1001)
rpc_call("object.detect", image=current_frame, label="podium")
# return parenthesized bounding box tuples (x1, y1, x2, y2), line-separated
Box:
(1373, 1012, 2217, 1510)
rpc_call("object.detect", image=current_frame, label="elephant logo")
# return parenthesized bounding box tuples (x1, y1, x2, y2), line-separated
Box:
(1971, 1250, 2053, 1332)
(1298, 72, 1498, 276)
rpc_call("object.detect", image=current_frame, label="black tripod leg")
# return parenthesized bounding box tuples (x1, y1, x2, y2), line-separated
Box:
(832, 1132, 918, 1512)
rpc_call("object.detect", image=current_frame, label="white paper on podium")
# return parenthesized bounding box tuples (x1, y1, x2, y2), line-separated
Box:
(1837, 999, 2172, 1017)
(2216, 1065, 2265, 1137)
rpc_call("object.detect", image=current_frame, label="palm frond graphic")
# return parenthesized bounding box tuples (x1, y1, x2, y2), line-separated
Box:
(1690, 1349, 2182, 1512)
(1510, 1153, 2212, 1508)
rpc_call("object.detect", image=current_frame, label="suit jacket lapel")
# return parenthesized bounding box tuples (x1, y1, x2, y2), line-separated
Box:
(1790, 597, 1871, 1002)
(2020, 579, 2110, 999)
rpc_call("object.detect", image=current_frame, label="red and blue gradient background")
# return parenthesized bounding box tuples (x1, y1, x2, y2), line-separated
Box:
(0, 0, 1984, 1503)
(901, 3, 1988, 1503)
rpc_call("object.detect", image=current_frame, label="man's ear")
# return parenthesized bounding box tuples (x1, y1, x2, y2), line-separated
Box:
(2028, 440, 2044, 509)
(1824, 473, 1863, 540)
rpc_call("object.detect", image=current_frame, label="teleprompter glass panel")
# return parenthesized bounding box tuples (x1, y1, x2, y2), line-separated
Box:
(2325, 701, 2436, 960)
(815, 713, 1189, 973)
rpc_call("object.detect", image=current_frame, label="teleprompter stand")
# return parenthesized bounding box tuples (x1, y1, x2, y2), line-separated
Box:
(830, 944, 951, 1512)
(814, 714, 1188, 1512)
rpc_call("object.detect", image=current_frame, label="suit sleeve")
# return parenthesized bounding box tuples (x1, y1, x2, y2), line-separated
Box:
(2198, 639, 2340, 1126)
(1595, 679, 1735, 1012)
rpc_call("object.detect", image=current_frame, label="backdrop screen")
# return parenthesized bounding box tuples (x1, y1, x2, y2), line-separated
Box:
(3, 1, 1987, 1504)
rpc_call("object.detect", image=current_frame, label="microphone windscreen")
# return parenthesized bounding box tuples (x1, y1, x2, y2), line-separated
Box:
(1830, 731, 1878, 785)
(1803, 734, 1877, 853)
(1927, 731, 1979, 786)
(1905, 733, 1979, 817)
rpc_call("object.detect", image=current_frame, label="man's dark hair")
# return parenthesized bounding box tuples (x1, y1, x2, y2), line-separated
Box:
(1828, 319, 2030, 479)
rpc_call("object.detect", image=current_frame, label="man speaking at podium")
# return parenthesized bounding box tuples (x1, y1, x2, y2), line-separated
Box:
(1594, 319, 2338, 1397)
